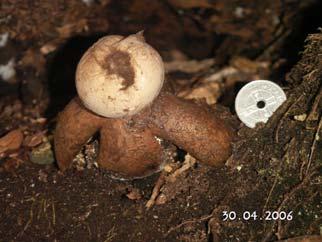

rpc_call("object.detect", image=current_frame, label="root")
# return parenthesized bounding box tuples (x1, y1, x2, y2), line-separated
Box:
(146, 154, 197, 209)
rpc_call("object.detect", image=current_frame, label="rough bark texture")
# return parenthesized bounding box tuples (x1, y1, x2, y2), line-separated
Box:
(209, 31, 322, 242)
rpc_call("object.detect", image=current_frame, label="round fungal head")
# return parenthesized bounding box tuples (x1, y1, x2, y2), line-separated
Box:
(75, 32, 165, 118)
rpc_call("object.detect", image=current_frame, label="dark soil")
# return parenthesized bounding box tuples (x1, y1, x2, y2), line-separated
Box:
(1, 161, 236, 241)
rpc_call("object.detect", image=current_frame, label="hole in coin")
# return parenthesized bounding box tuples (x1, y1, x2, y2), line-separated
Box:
(257, 100, 266, 109)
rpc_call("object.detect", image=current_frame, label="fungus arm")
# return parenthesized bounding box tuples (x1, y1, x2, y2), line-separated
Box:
(149, 93, 236, 166)
(97, 119, 164, 179)
(54, 98, 104, 171)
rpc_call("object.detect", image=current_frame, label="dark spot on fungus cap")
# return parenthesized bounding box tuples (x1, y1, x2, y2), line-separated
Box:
(104, 50, 135, 91)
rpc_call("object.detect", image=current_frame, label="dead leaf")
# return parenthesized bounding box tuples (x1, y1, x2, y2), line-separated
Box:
(230, 56, 269, 73)
(23, 132, 45, 147)
(155, 193, 167, 205)
(56, 19, 88, 39)
(0, 129, 23, 157)
(165, 58, 215, 73)
(38, 170, 48, 183)
(178, 81, 221, 105)
(40, 42, 59, 55)
(33, 117, 47, 124)
(20, 48, 46, 70)
(126, 188, 142, 200)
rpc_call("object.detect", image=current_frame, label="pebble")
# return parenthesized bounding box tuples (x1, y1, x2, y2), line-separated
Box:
(30, 141, 54, 165)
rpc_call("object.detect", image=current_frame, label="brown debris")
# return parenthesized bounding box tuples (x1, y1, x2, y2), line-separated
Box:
(23, 132, 45, 148)
(166, 154, 196, 183)
(165, 58, 215, 74)
(0, 129, 23, 158)
(126, 188, 142, 200)
(146, 154, 197, 208)
(167, 56, 270, 105)
(1, 1, 109, 43)
(56, 19, 89, 39)
(146, 173, 166, 209)
(178, 81, 221, 105)
(0, 157, 24, 173)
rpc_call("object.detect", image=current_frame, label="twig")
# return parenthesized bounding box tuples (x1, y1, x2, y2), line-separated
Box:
(18, 199, 35, 237)
(104, 226, 116, 242)
(52, 202, 56, 226)
(146, 154, 197, 209)
(262, 174, 279, 214)
(145, 172, 166, 209)
(167, 154, 196, 182)
(262, 172, 314, 241)
(305, 117, 322, 176)
(165, 214, 213, 237)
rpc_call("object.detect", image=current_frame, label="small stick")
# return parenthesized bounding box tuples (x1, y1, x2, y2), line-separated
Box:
(167, 154, 196, 182)
(146, 172, 166, 209)
(52, 202, 56, 226)
(165, 214, 213, 237)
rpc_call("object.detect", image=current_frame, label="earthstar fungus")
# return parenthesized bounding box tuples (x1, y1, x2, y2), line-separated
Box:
(54, 32, 236, 179)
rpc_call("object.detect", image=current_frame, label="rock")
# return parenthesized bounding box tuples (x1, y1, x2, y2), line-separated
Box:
(293, 113, 307, 121)
(30, 141, 54, 165)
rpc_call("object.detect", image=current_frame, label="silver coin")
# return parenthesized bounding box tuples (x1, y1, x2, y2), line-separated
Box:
(235, 80, 286, 128)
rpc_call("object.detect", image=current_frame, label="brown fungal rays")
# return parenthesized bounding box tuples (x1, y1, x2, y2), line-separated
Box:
(97, 119, 164, 178)
(55, 98, 166, 178)
(54, 92, 236, 178)
(149, 92, 235, 166)
(54, 98, 104, 171)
